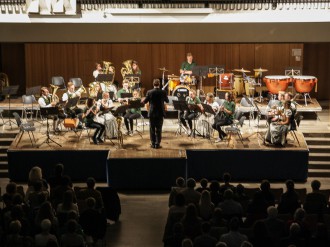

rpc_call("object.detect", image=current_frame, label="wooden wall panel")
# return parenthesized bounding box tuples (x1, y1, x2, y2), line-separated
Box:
(16, 42, 325, 100)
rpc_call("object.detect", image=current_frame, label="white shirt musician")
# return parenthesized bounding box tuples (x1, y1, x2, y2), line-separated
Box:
(117, 81, 130, 103)
(93, 63, 103, 80)
(62, 82, 81, 102)
(38, 87, 56, 108)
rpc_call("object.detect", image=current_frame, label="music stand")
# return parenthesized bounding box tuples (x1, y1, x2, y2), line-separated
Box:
(3, 85, 19, 128)
(201, 103, 216, 140)
(192, 66, 209, 96)
(208, 65, 225, 91)
(243, 95, 257, 128)
(39, 107, 62, 147)
(65, 97, 79, 116)
(128, 99, 145, 137)
(187, 104, 202, 138)
(124, 74, 140, 91)
(121, 93, 132, 99)
(96, 74, 114, 83)
(173, 100, 190, 136)
(26, 85, 42, 123)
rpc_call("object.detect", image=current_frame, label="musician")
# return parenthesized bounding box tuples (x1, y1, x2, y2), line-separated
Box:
(265, 100, 292, 146)
(123, 90, 141, 136)
(180, 89, 203, 135)
(117, 80, 130, 103)
(212, 92, 235, 142)
(83, 98, 105, 145)
(142, 79, 169, 149)
(62, 81, 83, 117)
(266, 91, 286, 123)
(180, 52, 197, 75)
(93, 63, 103, 80)
(38, 87, 63, 132)
(200, 93, 219, 123)
(95, 92, 117, 139)
(284, 92, 297, 110)
(89, 82, 103, 100)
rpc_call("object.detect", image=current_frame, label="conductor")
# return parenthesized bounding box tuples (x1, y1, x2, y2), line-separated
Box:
(142, 79, 169, 149)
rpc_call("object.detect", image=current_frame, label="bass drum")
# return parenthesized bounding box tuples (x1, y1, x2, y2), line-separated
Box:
(172, 85, 190, 101)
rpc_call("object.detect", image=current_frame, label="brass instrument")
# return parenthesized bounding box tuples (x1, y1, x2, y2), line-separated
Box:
(50, 84, 60, 103)
(75, 85, 87, 96)
(0, 72, 9, 94)
(103, 61, 115, 85)
(120, 59, 133, 79)
(88, 82, 99, 98)
(116, 116, 124, 148)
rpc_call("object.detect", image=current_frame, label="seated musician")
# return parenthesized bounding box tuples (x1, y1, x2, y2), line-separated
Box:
(212, 92, 235, 142)
(62, 81, 83, 118)
(93, 63, 103, 80)
(284, 92, 297, 110)
(132, 60, 142, 90)
(95, 92, 117, 139)
(117, 80, 130, 103)
(83, 98, 105, 145)
(123, 90, 141, 136)
(38, 87, 64, 132)
(180, 89, 203, 136)
(266, 91, 285, 123)
(265, 100, 292, 146)
(200, 93, 219, 122)
(89, 82, 103, 100)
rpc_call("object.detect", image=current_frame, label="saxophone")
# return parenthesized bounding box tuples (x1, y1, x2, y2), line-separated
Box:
(116, 116, 124, 148)
(120, 59, 133, 79)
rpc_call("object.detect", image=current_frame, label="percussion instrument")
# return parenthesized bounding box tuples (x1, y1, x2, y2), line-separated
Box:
(158, 67, 169, 71)
(168, 79, 180, 91)
(263, 75, 291, 94)
(233, 75, 245, 96)
(253, 68, 268, 72)
(293, 76, 317, 94)
(233, 68, 251, 73)
(219, 73, 233, 89)
(172, 85, 190, 100)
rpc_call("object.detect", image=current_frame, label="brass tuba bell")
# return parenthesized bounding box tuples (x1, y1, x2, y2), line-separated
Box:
(50, 84, 60, 103)
(120, 59, 133, 79)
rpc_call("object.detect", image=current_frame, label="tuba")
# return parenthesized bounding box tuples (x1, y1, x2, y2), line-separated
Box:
(120, 59, 133, 79)
(50, 84, 60, 103)
(75, 85, 87, 95)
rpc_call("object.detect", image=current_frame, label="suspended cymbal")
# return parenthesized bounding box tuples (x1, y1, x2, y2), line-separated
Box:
(254, 68, 268, 72)
(158, 67, 169, 71)
(232, 68, 251, 73)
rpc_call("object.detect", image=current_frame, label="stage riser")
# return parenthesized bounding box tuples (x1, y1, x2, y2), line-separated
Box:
(7, 150, 108, 182)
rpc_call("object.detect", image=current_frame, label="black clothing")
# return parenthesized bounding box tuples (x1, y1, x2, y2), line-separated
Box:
(124, 112, 141, 131)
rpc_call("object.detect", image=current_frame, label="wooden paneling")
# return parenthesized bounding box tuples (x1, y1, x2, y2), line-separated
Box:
(12, 43, 326, 98)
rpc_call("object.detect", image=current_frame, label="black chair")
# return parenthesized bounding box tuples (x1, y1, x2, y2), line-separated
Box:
(225, 112, 246, 145)
(288, 112, 303, 146)
(69, 77, 83, 89)
(13, 112, 36, 147)
(51, 76, 66, 89)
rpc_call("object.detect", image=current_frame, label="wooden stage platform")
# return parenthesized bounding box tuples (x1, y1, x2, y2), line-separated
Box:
(7, 122, 309, 188)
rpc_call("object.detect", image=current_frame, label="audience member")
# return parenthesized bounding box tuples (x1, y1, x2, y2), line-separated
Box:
(168, 177, 186, 207)
(245, 189, 269, 227)
(27, 166, 49, 191)
(47, 163, 71, 191)
(219, 217, 248, 247)
(219, 173, 235, 194)
(182, 238, 193, 247)
(303, 179, 328, 216)
(56, 191, 79, 217)
(60, 219, 85, 247)
(193, 222, 217, 247)
(234, 184, 250, 216)
(263, 206, 286, 247)
(34, 219, 58, 247)
(217, 189, 243, 221)
(259, 180, 275, 207)
(209, 180, 222, 207)
(50, 175, 76, 210)
(34, 201, 58, 235)
(278, 180, 301, 215)
(182, 178, 201, 206)
(76, 177, 104, 211)
(209, 208, 228, 228)
(199, 190, 215, 221)
(163, 222, 185, 247)
(196, 178, 210, 193)
(181, 203, 203, 241)
(215, 242, 228, 247)
(280, 223, 306, 247)
(250, 220, 274, 247)
(25, 180, 49, 210)
(287, 208, 311, 241)
(308, 222, 329, 247)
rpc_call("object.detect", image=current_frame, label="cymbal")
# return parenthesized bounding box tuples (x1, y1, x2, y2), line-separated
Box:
(254, 68, 268, 72)
(233, 68, 251, 73)
(158, 67, 169, 71)
(168, 74, 179, 78)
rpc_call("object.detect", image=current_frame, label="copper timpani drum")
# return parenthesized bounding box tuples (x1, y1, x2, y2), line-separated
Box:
(263, 75, 291, 94)
(293, 76, 317, 93)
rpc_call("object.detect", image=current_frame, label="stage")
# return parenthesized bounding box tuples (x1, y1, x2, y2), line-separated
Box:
(7, 120, 309, 188)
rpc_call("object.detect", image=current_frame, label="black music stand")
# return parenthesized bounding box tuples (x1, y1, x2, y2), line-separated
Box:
(121, 93, 132, 99)
(125, 74, 141, 90)
(128, 99, 145, 137)
(3, 85, 19, 128)
(26, 85, 42, 123)
(187, 104, 202, 138)
(192, 66, 209, 96)
(65, 97, 79, 117)
(39, 107, 62, 147)
(243, 95, 256, 128)
(96, 74, 114, 83)
(173, 100, 189, 136)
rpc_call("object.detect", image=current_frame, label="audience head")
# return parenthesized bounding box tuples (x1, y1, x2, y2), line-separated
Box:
(9, 220, 22, 234)
(182, 238, 193, 247)
(61, 175, 72, 187)
(200, 178, 208, 188)
(240, 241, 253, 247)
(6, 182, 17, 194)
(11, 205, 24, 220)
(174, 193, 185, 207)
(12, 194, 23, 205)
(253, 220, 268, 237)
(38, 201, 55, 220)
(236, 184, 245, 194)
(184, 203, 198, 219)
(209, 180, 220, 192)
(311, 179, 321, 191)
(86, 197, 96, 209)
(62, 190, 74, 209)
(260, 180, 271, 192)
(66, 219, 78, 233)
(200, 190, 211, 205)
(54, 163, 64, 177)
(176, 177, 185, 187)
(267, 206, 278, 219)
(229, 217, 240, 231)
(223, 172, 231, 183)
(212, 208, 224, 221)
(285, 179, 295, 191)
(29, 166, 43, 182)
(289, 222, 301, 236)
(40, 219, 52, 233)
(172, 222, 184, 235)
(223, 189, 234, 200)
(216, 242, 228, 247)
(186, 178, 196, 189)
(86, 177, 96, 189)
(294, 208, 306, 221)
(201, 222, 211, 234)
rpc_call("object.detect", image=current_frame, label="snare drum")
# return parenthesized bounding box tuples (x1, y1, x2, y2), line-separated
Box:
(263, 75, 291, 94)
(172, 85, 190, 100)
(293, 76, 317, 93)
(219, 73, 233, 89)
(168, 79, 180, 91)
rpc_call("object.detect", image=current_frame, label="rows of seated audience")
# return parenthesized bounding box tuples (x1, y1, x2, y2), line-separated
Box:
(164, 174, 330, 247)
(0, 164, 115, 247)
